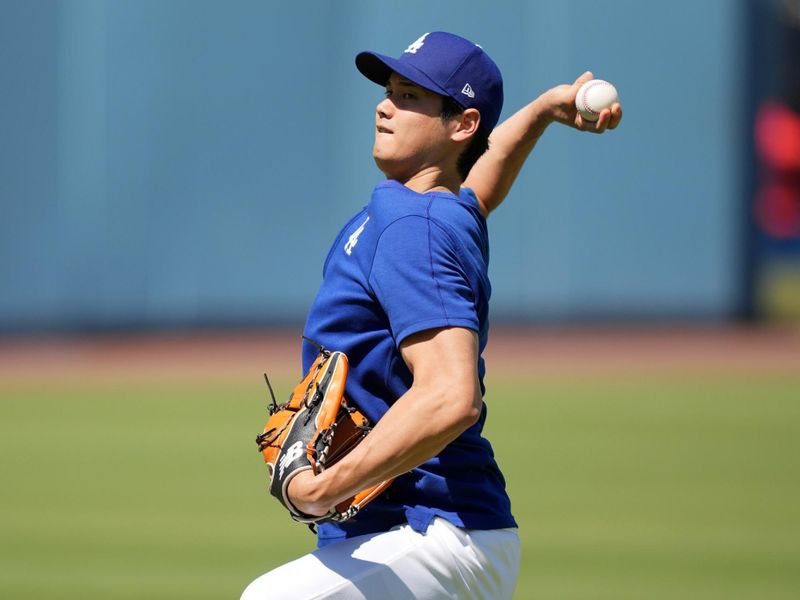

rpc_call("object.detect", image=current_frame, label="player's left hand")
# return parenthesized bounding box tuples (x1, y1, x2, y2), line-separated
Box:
(543, 71, 623, 134)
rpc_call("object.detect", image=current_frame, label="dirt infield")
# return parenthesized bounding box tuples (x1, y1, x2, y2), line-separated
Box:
(0, 326, 798, 384)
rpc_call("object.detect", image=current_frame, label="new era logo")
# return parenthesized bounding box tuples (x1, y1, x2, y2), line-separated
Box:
(461, 83, 475, 99)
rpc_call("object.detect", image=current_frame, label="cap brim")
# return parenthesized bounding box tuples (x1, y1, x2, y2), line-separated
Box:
(355, 51, 452, 100)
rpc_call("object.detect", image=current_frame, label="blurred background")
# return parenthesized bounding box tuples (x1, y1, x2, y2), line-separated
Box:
(1, 0, 798, 598)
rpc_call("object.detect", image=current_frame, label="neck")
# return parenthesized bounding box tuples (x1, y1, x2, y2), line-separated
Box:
(398, 166, 462, 196)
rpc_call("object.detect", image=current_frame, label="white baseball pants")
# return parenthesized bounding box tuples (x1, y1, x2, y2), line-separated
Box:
(240, 518, 520, 599)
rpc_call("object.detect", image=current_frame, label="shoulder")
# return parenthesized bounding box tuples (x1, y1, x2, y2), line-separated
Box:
(425, 187, 488, 250)
(367, 180, 429, 225)
(367, 182, 440, 251)
(369, 182, 484, 229)
(365, 182, 487, 264)
(427, 187, 484, 225)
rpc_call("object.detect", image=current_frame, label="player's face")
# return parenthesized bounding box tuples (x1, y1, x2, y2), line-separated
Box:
(372, 73, 456, 182)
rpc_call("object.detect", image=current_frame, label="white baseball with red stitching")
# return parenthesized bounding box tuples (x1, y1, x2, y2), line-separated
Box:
(575, 79, 618, 122)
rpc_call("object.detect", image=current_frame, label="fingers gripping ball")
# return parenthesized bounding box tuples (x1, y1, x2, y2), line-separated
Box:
(575, 79, 619, 122)
(256, 345, 393, 526)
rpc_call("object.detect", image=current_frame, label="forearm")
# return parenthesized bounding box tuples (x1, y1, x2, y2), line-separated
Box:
(465, 72, 622, 217)
(466, 93, 554, 215)
(310, 383, 480, 509)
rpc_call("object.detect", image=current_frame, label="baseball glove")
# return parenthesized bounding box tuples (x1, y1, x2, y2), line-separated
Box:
(256, 342, 392, 526)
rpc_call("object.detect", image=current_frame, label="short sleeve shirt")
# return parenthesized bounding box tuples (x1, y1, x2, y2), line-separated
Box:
(302, 180, 516, 546)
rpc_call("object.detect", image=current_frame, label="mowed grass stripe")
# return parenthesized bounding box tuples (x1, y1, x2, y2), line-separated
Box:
(484, 375, 800, 599)
(1, 373, 799, 599)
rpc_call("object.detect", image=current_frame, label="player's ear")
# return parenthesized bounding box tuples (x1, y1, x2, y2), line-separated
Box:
(451, 108, 480, 143)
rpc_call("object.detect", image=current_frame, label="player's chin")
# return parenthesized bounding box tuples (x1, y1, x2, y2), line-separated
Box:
(372, 154, 393, 177)
(372, 135, 394, 155)
(373, 158, 410, 182)
(372, 145, 416, 178)
(372, 149, 396, 173)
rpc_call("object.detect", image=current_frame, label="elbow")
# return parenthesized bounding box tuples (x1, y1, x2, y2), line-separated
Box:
(437, 385, 482, 434)
(458, 391, 482, 429)
(408, 360, 483, 439)
(456, 407, 481, 431)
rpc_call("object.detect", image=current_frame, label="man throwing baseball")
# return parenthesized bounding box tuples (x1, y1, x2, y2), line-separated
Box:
(242, 31, 621, 600)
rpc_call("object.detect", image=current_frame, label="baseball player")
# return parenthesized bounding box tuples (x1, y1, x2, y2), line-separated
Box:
(242, 31, 621, 600)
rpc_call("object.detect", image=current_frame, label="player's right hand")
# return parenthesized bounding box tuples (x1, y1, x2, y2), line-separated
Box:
(286, 470, 331, 518)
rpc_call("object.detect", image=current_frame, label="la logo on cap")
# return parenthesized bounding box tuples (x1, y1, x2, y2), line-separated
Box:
(404, 33, 429, 54)
(355, 31, 504, 131)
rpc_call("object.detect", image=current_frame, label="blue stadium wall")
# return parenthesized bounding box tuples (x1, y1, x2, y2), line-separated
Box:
(0, 0, 746, 331)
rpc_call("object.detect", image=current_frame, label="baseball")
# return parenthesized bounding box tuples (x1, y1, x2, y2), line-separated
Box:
(575, 79, 619, 122)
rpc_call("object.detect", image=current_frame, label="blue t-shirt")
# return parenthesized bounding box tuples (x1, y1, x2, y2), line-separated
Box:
(302, 179, 516, 547)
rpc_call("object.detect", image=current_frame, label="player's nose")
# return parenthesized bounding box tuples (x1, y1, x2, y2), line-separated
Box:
(376, 96, 393, 119)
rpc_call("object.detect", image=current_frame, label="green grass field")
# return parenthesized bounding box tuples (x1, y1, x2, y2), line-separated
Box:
(1, 370, 799, 599)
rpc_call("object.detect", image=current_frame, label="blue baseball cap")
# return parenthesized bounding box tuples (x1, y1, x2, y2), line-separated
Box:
(356, 32, 504, 132)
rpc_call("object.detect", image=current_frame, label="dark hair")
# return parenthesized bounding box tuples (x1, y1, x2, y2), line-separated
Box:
(440, 96, 491, 180)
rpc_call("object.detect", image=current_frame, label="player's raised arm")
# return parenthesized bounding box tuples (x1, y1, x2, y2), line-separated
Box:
(465, 71, 622, 216)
